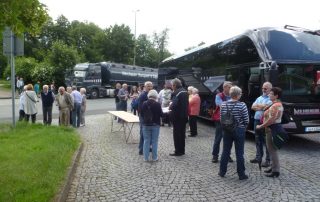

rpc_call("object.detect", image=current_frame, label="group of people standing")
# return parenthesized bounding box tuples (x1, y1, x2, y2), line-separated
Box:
(55, 86, 87, 127)
(113, 79, 201, 162)
(18, 82, 87, 127)
(19, 83, 56, 124)
(112, 79, 285, 180)
(211, 81, 284, 180)
(138, 79, 191, 160)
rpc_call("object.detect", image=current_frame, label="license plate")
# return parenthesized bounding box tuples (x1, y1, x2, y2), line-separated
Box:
(305, 126, 320, 132)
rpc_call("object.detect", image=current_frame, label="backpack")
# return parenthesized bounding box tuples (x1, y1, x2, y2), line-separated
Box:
(220, 102, 238, 133)
(143, 100, 154, 126)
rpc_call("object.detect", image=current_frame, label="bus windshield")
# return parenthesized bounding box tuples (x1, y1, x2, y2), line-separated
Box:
(278, 64, 320, 96)
(262, 30, 320, 61)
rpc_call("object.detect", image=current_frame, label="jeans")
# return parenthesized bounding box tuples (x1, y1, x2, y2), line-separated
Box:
(142, 125, 160, 161)
(72, 103, 81, 127)
(138, 115, 144, 153)
(219, 127, 246, 177)
(212, 121, 223, 157)
(254, 119, 270, 162)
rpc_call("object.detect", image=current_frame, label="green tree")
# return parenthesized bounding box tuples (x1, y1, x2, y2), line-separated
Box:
(4, 57, 38, 84)
(0, 55, 7, 79)
(31, 61, 54, 85)
(152, 28, 172, 66)
(48, 41, 81, 86)
(69, 21, 104, 62)
(99, 24, 134, 63)
(136, 34, 158, 67)
(0, 0, 48, 35)
(47, 15, 72, 46)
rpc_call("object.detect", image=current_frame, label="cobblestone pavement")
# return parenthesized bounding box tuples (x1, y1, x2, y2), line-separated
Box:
(67, 114, 320, 201)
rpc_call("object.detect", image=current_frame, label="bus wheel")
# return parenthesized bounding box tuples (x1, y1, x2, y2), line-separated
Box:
(91, 89, 99, 99)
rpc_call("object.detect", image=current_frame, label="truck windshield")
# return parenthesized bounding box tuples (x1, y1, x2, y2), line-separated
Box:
(278, 64, 320, 96)
(74, 71, 86, 78)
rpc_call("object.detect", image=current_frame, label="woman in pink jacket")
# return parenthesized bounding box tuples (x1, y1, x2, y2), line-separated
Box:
(188, 88, 201, 137)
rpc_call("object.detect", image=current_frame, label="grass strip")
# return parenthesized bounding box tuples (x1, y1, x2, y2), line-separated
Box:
(0, 122, 80, 201)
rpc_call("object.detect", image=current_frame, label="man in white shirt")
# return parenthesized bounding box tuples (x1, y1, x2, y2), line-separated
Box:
(71, 86, 82, 128)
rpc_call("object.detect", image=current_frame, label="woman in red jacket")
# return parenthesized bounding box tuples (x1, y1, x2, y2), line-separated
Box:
(188, 88, 201, 137)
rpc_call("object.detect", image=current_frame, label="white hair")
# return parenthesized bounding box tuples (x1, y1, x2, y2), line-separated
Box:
(188, 86, 194, 91)
(80, 88, 86, 94)
(192, 88, 199, 94)
(229, 86, 242, 98)
(147, 89, 158, 100)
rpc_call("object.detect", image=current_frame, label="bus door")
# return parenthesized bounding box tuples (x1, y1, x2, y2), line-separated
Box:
(226, 66, 250, 101)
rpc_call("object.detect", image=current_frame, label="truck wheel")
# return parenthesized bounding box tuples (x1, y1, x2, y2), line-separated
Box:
(91, 89, 99, 99)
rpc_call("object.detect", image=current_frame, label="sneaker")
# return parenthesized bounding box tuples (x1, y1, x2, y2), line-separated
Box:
(212, 156, 218, 163)
(239, 174, 248, 180)
(152, 158, 158, 162)
(139, 151, 143, 155)
(261, 161, 270, 167)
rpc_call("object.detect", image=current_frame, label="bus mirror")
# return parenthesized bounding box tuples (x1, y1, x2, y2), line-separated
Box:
(270, 61, 278, 70)
(259, 62, 267, 69)
(259, 61, 278, 70)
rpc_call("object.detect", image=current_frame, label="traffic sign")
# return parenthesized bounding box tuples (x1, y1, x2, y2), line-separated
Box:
(2, 27, 24, 56)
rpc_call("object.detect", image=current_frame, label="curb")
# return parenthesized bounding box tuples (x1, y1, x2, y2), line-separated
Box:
(54, 142, 84, 202)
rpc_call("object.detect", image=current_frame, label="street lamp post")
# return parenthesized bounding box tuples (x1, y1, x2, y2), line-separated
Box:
(133, 9, 139, 66)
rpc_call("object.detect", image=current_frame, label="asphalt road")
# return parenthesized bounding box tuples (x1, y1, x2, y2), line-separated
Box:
(0, 97, 116, 123)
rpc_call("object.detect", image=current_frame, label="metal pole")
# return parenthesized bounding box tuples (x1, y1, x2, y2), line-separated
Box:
(10, 29, 16, 127)
(133, 9, 139, 66)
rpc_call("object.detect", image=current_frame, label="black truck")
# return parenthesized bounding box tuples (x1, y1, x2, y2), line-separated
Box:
(65, 62, 158, 98)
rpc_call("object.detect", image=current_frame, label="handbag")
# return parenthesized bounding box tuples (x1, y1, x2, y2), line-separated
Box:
(281, 110, 290, 124)
(269, 123, 289, 150)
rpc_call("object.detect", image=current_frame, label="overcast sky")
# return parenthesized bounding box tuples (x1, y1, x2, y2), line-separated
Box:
(39, 0, 320, 55)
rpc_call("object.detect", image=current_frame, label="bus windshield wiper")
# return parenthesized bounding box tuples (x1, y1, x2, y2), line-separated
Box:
(284, 25, 320, 36)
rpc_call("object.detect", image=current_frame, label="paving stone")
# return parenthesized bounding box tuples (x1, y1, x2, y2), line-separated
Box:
(66, 114, 320, 201)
